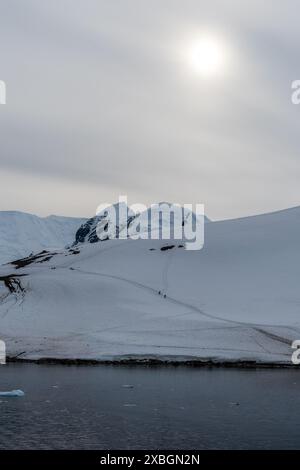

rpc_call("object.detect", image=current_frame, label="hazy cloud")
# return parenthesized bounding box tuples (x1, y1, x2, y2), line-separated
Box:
(0, 0, 300, 219)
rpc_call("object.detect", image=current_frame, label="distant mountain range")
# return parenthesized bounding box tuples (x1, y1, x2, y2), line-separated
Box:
(0, 203, 208, 264)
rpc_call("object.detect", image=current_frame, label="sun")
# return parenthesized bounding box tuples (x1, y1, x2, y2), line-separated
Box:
(187, 35, 226, 77)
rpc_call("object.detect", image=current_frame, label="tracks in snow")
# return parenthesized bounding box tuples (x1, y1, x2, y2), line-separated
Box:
(69, 266, 295, 345)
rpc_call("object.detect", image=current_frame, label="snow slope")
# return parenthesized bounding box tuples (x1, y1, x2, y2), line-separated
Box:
(0, 206, 300, 364)
(0, 211, 86, 265)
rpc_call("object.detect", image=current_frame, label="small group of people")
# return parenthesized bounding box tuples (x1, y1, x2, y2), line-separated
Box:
(158, 290, 167, 298)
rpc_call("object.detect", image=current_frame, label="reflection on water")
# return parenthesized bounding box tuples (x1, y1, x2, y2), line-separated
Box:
(0, 364, 299, 449)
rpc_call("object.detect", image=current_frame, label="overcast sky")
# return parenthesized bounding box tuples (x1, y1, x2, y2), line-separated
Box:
(0, 0, 300, 220)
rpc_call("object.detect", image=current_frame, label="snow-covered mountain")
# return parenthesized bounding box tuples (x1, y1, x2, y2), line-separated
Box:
(0, 205, 299, 365)
(0, 211, 86, 265)
(74, 202, 136, 244)
(74, 202, 209, 245)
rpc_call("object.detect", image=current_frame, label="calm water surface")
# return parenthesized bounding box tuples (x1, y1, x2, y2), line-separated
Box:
(0, 364, 299, 449)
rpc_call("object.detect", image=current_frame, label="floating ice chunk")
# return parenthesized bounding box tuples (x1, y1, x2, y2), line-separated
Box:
(0, 389, 25, 397)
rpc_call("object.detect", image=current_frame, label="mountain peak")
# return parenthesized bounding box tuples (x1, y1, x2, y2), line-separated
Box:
(73, 202, 209, 245)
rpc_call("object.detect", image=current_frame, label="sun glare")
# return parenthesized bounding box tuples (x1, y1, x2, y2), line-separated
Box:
(187, 35, 226, 77)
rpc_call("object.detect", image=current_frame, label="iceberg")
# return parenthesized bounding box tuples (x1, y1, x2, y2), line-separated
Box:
(0, 389, 25, 397)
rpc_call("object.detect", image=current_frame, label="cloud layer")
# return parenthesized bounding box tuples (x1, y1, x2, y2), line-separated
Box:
(0, 0, 299, 219)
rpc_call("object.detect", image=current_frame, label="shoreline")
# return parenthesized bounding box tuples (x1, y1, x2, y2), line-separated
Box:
(6, 356, 298, 369)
